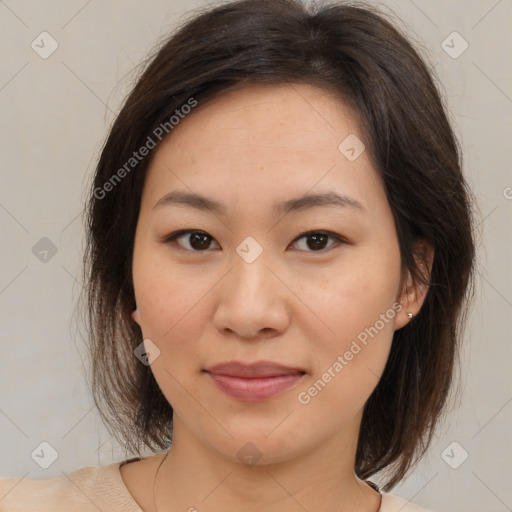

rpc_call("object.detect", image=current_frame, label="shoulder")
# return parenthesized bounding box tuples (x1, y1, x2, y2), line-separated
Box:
(0, 460, 142, 512)
(381, 492, 435, 512)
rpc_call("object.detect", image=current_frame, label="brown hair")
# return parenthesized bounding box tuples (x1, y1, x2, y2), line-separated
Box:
(79, 0, 477, 491)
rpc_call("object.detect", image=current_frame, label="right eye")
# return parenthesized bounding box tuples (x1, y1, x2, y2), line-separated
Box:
(162, 230, 221, 252)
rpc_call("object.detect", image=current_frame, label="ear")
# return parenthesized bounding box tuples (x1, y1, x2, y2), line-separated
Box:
(131, 308, 142, 327)
(394, 239, 434, 330)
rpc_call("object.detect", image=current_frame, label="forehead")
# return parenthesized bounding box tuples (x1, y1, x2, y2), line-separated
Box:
(169, 83, 361, 151)
(140, 83, 384, 217)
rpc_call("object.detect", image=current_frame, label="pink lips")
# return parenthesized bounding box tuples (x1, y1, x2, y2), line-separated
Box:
(204, 361, 306, 402)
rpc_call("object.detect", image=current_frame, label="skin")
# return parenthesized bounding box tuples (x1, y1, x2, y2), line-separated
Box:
(124, 83, 432, 512)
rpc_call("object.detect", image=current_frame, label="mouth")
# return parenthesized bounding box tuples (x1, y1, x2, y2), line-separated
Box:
(203, 361, 307, 402)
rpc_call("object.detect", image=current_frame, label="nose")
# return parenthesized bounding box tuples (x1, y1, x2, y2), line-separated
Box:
(212, 253, 290, 341)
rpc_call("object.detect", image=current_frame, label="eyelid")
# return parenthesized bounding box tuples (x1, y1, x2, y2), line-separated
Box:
(162, 229, 220, 252)
(162, 229, 347, 253)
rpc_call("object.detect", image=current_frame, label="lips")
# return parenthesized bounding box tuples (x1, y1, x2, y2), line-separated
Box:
(204, 361, 306, 401)
(205, 361, 305, 378)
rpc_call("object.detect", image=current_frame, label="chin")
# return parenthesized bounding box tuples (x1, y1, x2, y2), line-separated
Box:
(196, 418, 313, 467)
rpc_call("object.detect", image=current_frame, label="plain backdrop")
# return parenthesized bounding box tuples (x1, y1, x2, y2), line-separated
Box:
(0, 1, 511, 511)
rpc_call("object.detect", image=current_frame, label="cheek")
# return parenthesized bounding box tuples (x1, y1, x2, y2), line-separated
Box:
(136, 280, 208, 353)
(292, 245, 400, 404)
(134, 263, 211, 409)
(294, 249, 400, 346)
(133, 239, 206, 335)
(294, 284, 397, 427)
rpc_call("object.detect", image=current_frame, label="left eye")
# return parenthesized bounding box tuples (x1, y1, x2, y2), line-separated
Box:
(291, 231, 343, 252)
(162, 230, 344, 253)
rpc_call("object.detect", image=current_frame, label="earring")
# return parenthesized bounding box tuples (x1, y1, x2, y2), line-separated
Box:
(407, 313, 414, 319)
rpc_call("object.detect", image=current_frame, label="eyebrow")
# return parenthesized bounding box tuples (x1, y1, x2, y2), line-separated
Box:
(152, 189, 366, 216)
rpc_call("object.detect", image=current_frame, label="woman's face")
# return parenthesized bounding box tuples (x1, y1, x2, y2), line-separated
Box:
(131, 83, 415, 465)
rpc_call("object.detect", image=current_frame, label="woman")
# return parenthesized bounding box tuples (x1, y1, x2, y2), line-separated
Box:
(0, 0, 476, 510)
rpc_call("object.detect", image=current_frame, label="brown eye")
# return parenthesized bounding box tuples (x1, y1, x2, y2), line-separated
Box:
(163, 229, 344, 253)
(290, 231, 343, 252)
(164, 230, 220, 251)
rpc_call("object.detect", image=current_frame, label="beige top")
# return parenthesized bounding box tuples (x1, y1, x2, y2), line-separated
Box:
(0, 458, 433, 512)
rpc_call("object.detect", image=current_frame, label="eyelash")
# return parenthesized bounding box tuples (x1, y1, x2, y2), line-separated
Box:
(162, 229, 346, 254)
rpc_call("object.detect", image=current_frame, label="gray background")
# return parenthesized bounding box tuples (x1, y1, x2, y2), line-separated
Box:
(0, 1, 511, 511)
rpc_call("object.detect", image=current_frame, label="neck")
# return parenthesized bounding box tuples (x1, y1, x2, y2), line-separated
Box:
(153, 417, 381, 512)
